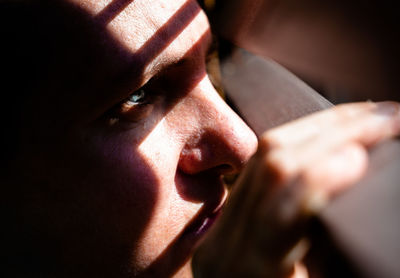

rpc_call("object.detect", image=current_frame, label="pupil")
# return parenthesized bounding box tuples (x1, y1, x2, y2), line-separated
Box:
(129, 89, 146, 103)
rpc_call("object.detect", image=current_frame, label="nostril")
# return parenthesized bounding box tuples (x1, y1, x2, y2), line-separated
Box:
(178, 145, 237, 175)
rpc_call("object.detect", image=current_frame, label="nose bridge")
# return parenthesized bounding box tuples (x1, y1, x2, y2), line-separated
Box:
(197, 78, 251, 140)
(176, 76, 258, 174)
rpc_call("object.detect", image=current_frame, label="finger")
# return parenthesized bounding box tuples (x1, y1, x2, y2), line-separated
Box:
(253, 144, 368, 270)
(302, 142, 368, 195)
(264, 102, 399, 179)
(194, 163, 311, 277)
(283, 239, 311, 272)
(289, 262, 309, 278)
(261, 101, 400, 149)
(256, 144, 368, 233)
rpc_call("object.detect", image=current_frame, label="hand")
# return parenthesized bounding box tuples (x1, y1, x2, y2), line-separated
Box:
(193, 101, 400, 278)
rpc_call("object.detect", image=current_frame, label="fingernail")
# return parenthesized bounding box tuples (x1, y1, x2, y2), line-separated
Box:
(375, 101, 400, 117)
(374, 102, 400, 136)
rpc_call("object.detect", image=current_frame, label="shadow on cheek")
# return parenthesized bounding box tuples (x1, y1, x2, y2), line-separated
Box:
(2, 0, 213, 276)
(3, 140, 159, 277)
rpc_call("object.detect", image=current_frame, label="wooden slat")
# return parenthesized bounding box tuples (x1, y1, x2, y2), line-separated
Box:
(221, 48, 332, 135)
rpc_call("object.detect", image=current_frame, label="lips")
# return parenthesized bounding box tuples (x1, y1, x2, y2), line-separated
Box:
(138, 172, 226, 277)
(182, 201, 223, 238)
(174, 169, 226, 238)
(170, 172, 226, 255)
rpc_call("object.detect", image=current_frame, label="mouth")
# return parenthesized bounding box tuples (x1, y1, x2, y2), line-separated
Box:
(182, 199, 225, 239)
(175, 170, 228, 239)
(139, 174, 227, 277)
(140, 200, 225, 277)
(176, 178, 228, 261)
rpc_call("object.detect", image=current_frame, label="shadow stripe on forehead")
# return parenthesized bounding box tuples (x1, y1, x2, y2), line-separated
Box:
(90, 0, 202, 87)
(95, 0, 134, 24)
(118, 0, 202, 82)
(41, 0, 208, 126)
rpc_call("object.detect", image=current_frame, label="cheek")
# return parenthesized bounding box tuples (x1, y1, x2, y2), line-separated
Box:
(81, 119, 202, 270)
(15, 130, 164, 275)
(86, 137, 166, 242)
(74, 133, 161, 244)
(136, 119, 203, 214)
(130, 120, 203, 266)
(52, 132, 163, 272)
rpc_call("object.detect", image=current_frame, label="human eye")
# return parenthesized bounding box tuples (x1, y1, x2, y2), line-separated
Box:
(108, 87, 157, 124)
(123, 89, 149, 109)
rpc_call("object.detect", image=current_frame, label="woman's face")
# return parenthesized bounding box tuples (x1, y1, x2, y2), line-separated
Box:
(12, 0, 257, 277)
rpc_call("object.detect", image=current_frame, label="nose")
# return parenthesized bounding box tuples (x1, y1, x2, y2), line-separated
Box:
(176, 76, 258, 175)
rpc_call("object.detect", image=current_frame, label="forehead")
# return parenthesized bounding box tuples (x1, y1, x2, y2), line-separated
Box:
(69, 0, 210, 82)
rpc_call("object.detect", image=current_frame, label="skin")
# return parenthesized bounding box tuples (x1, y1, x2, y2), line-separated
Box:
(194, 101, 400, 277)
(7, 0, 257, 277)
(4, 0, 400, 277)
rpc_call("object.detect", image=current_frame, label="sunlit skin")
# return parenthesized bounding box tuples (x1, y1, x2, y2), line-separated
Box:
(9, 0, 257, 277)
(4, 0, 400, 278)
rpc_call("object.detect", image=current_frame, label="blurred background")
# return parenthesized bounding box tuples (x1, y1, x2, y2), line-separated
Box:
(196, 1, 400, 277)
(200, 0, 400, 103)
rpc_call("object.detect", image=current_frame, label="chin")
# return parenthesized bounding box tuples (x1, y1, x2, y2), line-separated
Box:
(133, 200, 224, 277)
